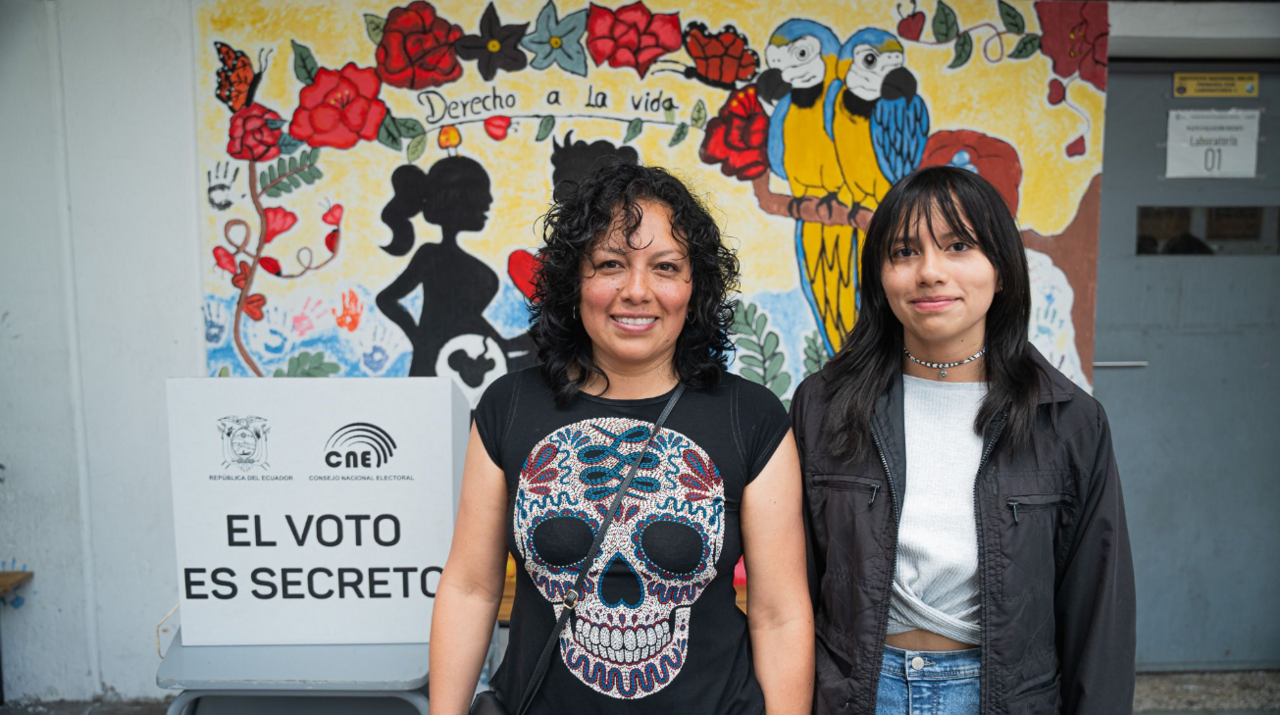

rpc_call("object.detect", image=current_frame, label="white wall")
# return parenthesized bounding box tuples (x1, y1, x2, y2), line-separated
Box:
(0, 0, 1277, 702)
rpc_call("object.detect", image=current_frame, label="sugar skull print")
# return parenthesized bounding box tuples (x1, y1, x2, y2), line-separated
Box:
(512, 417, 726, 699)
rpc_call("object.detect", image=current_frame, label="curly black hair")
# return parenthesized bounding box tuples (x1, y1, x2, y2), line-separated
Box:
(529, 163, 739, 405)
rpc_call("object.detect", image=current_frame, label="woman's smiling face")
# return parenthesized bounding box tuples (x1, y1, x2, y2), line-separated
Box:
(881, 204, 998, 354)
(579, 199, 693, 375)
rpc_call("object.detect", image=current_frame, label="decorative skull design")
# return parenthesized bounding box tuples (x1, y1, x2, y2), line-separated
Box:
(513, 417, 725, 699)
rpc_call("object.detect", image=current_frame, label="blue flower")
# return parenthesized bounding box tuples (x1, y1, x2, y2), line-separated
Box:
(520, 1, 588, 77)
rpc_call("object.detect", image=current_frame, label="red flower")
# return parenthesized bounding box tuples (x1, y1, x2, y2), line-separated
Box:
(507, 249, 540, 301)
(484, 115, 512, 140)
(321, 204, 344, 226)
(376, 1, 465, 89)
(1036, 1, 1108, 91)
(919, 130, 1022, 217)
(699, 85, 770, 181)
(289, 64, 389, 150)
(325, 229, 340, 253)
(213, 246, 236, 273)
(263, 207, 297, 244)
(1066, 135, 1086, 157)
(258, 256, 282, 276)
(586, 2, 681, 78)
(226, 103, 283, 162)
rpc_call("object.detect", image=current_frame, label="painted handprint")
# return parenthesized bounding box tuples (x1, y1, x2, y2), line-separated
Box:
(358, 323, 393, 373)
(333, 289, 363, 332)
(291, 297, 327, 338)
(246, 306, 293, 356)
(203, 301, 228, 344)
(206, 161, 240, 211)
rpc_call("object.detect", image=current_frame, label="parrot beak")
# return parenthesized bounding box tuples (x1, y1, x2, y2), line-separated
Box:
(880, 67, 918, 102)
(756, 68, 791, 104)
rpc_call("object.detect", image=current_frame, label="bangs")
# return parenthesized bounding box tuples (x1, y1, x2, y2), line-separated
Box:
(587, 195, 686, 256)
(881, 179, 985, 260)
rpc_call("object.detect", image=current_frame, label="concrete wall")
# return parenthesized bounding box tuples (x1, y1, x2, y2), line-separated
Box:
(0, 0, 1277, 702)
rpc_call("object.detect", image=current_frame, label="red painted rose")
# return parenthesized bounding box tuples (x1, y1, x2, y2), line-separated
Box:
(586, 2, 682, 78)
(226, 103, 283, 162)
(376, 1, 465, 89)
(289, 64, 389, 150)
(1036, 1, 1108, 91)
(699, 85, 770, 181)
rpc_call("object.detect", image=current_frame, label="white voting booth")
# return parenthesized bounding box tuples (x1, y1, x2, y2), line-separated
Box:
(159, 378, 469, 714)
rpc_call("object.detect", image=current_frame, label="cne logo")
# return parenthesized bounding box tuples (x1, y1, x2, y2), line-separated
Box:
(324, 422, 397, 469)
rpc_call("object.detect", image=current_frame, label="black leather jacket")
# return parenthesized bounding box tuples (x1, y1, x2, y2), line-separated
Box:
(791, 348, 1135, 714)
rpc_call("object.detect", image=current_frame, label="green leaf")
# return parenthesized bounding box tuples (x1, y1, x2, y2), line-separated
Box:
(742, 367, 766, 384)
(664, 107, 676, 123)
(764, 352, 784, 382)
(364, 13, 386, 45)
(622, 118, 643, 144)
(259, 170, 269, 188)
(535, 115, 556, 141)
(753, 313, 766, 336)
(273, 368, 286, 377)
(319, 362, 340, 375)
(933, 1, 959, 42)
(267, 164, 278, 183)
(291, 40, 319, 83)
(949, 31, 973, 69)
(763, 332, 779, 357)
(288, 174, 302, 189)
(217, 366, 230, 377)
(278, 134, 302, 155)
(288, 155, 298, 172)
(377, 113, 402, 149)
(691, 99, 708, 129)
(309, 147, 321, 165)
(287, 355, 300, 375)
(300, 168, 316, 185)
(277, 157, 288, 178)
(407, 134, 426, 164)
(998, 1, 1025, 34)
(668, 122, 689, 147)
(299, 148, 310, 165)
(310, 167, 323, 180)
(266, 186, 281, 198)
(1009, 34, 1040, 59)
(265, 118, 287, 130)
(739, 354, 765, 369)
(769, 372, 792, 398)
(397, 118, 426, 137)
(737, 337, 763, 355)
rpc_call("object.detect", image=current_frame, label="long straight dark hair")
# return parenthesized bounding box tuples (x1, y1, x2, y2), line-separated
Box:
(821, 166, 1044, 460)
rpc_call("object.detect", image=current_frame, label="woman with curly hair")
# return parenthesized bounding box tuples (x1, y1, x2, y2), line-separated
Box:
(429, 163, 813, 715)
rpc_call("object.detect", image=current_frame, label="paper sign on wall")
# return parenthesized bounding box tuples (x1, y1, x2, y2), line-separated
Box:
(1166, 109, 1261, 179)
(166, 378, 468, 646)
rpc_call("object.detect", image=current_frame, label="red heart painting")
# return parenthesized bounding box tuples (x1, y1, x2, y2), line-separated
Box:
(507, 250, 540, 301)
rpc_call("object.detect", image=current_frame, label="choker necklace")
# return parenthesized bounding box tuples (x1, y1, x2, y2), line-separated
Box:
(903, 346, 986, 379)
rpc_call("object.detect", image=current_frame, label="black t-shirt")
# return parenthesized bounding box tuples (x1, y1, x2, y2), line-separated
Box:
(474, 367, 790, 714)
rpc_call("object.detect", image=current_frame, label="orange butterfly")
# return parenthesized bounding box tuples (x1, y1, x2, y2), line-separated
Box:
(214, 41, 269, 113)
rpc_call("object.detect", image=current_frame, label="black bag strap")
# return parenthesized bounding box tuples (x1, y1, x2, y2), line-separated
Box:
(513, 383, 685, 715)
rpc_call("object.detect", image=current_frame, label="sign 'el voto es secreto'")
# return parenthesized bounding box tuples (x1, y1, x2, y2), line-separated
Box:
(166, 378, 467, 646)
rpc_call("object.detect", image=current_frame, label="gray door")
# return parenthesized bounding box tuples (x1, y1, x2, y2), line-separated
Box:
(1097, 61, 1280, 671)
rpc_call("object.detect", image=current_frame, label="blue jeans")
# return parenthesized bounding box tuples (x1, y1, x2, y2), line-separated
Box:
(875, 644, 981, 715)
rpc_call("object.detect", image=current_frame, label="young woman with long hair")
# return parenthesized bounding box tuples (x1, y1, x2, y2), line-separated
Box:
(792, 166, 1135, 713)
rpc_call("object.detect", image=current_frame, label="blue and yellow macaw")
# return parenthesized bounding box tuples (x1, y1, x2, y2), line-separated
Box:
(824, 28, 930, 346)
(761, 20, 857, 357)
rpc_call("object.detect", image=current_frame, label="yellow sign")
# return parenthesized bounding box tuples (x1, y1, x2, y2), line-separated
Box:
(1174, 73, 1260, 98)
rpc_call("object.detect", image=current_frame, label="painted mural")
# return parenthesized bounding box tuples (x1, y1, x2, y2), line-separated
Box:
(196, 0, 1108, 402)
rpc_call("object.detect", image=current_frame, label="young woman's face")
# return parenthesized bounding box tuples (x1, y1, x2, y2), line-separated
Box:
(881, 206, 998, 353)
(580, 200, 693, 374)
